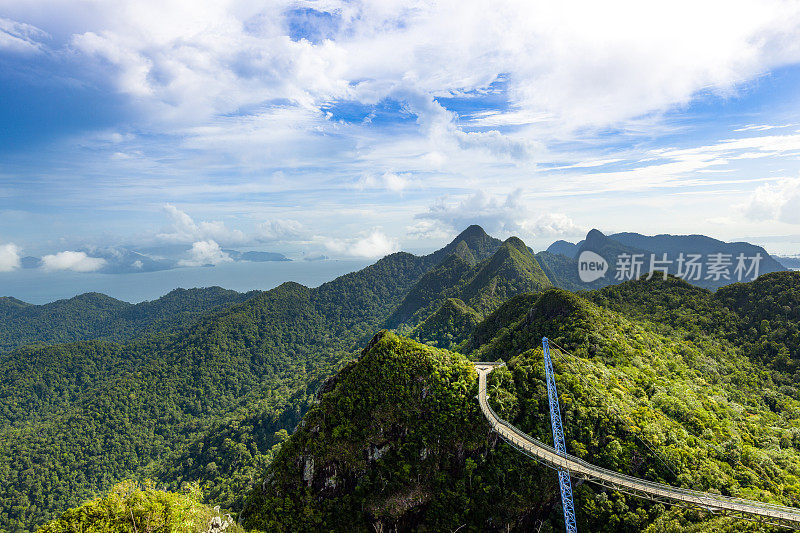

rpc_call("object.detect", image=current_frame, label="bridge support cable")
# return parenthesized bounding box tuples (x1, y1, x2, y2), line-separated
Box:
(543, 337, 578, 533)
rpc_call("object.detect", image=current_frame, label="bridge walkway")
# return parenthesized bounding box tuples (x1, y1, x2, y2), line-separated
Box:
(474, 363, 800, 530)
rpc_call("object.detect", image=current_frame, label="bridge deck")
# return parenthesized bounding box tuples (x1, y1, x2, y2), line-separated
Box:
(476, 366, 800, 529)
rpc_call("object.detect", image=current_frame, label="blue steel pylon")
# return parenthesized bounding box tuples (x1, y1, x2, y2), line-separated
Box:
(542, 337, 578, 533)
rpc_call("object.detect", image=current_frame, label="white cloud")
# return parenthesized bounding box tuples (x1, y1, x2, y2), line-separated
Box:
(323, 229, 399, 258)
(416, 190, 583, 241)
(9, 0, 800, 144)
(417, 190, 527, 235)
(6, 1, 800, 252)
(255, 219, 306, 242)
(406, 219, 453, 240)
(178, 240, 233, 266)
(357, 171, 418, 192)
(523, 213, 584, 238)
(0, 243, 21, 271)
(742, 177, 800, 223)
(157, 204, 246, 244)
(41, 251, 106, 272)
(350, 231, 399, 258)
(157, 208, 309, 246)
(0, 17, 47, 53)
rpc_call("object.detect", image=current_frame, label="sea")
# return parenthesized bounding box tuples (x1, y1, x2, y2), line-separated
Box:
(0, 259, 373, 304)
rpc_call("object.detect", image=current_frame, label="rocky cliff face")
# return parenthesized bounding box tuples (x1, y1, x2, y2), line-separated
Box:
(241, 331, 557, 532)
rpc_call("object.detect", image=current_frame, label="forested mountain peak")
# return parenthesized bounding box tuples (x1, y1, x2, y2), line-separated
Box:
(584, 227, 605, 242)
(386, 234, 551, 331)
(11, 229, 800, 532)
(429, 224, 501, 265)
(460, 236, 552, 310)
(546, 239, 580, 258)
(241, 332, 488, 532)
(457, 223, 492, 242)
(243, 273, 800, 531)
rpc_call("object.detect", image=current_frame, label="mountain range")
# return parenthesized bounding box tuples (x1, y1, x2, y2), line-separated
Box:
(243, 272, 800, 532)
(2, 226, 799, 532)
(545, 229, 786, 290)
(0, 287, 258, 353)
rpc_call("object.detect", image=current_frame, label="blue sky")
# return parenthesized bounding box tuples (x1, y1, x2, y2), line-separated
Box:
(2, 0, 800, 275)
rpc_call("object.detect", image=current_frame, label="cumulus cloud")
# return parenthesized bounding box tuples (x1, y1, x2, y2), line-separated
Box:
(178, 240, 233, 266)
(523, 213, 584, 238)
(742, 177, 800, 223)
(416, 190, 527, 235)
(41, 251, 106, 272)
(157, 206, 310, 246)
(416, 190, 583, 239)
(157, 204, 246, 244)
(8, 1, 800, 143)
(323, 229, 399, 258)
(5, 1, 800, 250)
(255, 219, 306, 242)
(0, 243, 21, 272)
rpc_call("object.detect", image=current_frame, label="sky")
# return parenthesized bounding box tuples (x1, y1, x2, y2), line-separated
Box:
(3, 0, 800, 276)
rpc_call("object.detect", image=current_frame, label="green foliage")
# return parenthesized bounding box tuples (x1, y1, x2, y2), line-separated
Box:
(6, 227, 800, 533)
(715, 271, 800, 376)
(0, 287, 257, 353)
(386, 253, 475, 329)
(242, 332, 557, 532)
(158, 389, 315, 513)
(587, 272, 800, 379)
(457, 237, 551, 316)
(36, 480, 242, 533)
(247, 273, 800, 532)
(409, 298, 480, 349)
(388, 237, 551, 332)
(0, 245, 449, 531)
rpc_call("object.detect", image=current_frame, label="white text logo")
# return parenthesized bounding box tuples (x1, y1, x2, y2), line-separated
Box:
(578, 251, 608, 283)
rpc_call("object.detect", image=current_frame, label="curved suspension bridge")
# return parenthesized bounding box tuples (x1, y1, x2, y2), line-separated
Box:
(475, 340, 800, 531)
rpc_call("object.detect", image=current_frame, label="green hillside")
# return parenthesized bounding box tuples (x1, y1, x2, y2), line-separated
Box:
(241, 332, 496, 532)
(409, 297, 481, 349)
(5, 227, 800, 532)
(244, 278, 800, 532)
(387, 237, 551, 331)
(0, 287, 258, 353)
(588, 271, 800, 377)
(0, 227, 500, 531)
